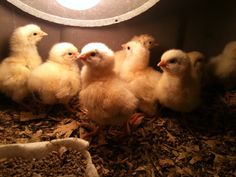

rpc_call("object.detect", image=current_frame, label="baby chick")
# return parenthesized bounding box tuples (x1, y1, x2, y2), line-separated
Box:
(0, 24, 47, 103)
(131, 34, 156, 49)
(188, 51, 206, 82)
(156, 49, 201, 112)
(207, 41, 236, 89)
(114, 34, 156, 74)
(27, 42, 81, 108)
(120, 40, 161, 116)
(78, 42, 139, 134)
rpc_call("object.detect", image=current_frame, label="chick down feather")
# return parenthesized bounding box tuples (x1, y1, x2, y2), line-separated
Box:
(156, 49, 201, 112)
(78, 42, 138, 125)
(0, 24, 47, 102)
(27, 42, 81, 105)
(114, 34, 156, 74)
(119, 40, 161, 116)
(208, 41, 236, 89)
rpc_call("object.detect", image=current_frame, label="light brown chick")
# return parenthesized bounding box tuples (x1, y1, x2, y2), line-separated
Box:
(207, 41, 236, 89)
(156, 49, 201, 112)
(114, 34, 156, 74)
(78, 42, 139, 132)
(120, 40, 161, 116)
(0, 24, 47, 103)
(188, 51, 206, 82)
(27, 42, 81, 107)
(131, 34, 156, 49)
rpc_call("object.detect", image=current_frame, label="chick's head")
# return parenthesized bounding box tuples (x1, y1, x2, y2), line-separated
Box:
(11, 24, 47, 46)
(122, 41, 150, 68)
(158, 49, 191, 76)
(131, 34, 156, 49)
(222, 41, 236, 60)
(188, 51, 206, 69)
(49, 42, 79, 65)
(78, 42, 114, 70)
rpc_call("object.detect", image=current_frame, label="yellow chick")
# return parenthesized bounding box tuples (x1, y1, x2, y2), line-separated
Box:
(114, 34, 156, 74)
(0, 24, 47, 102)
(27, 42, 81, 107)
(157, 49, 201, 112)
(120, 41, 161, 116)
(78, 42, 139, 130)
(208, 41, 236, 89)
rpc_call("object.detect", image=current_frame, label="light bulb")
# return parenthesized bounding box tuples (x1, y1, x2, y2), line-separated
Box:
(56, 0, 100, 11)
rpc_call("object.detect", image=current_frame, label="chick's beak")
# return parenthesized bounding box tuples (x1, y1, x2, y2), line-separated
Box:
(157, 60, 166, 67)
(121, 43, 126, 49)
(73, 52, 80, 59)
(153, 42, 159, 47)
(40, 31, 48, 37)
(78, 53, 89, 61)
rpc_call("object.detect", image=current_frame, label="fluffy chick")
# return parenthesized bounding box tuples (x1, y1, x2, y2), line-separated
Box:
(78, 42, 139, 129)
(120, 40, 161, 116)
(207, 41, 236, 89)
(156, 49, 201, 112)
(114, 34, 156, 74)
(188, 51, 206, 82)
(0, 24, 47, 102)
(27, 42, 81, 106)
(131, 34, 156, 49)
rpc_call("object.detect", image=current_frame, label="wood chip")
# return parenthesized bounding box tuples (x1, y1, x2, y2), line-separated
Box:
(189, 155, 202, 164)
(159, 159, 175, 167)
(52, 120, 79, 138)
(19, 112, 46, 122)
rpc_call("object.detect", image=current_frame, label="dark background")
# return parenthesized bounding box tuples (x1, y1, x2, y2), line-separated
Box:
(1, 0, 236, 66)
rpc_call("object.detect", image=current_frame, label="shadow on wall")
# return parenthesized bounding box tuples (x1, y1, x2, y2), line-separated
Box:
(181, 0, 236, 58)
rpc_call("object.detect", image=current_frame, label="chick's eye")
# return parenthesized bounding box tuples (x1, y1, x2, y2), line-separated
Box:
(33, 33, 37, 36)
(68, 52, 72, 56)
(149, 41, 152, 44)
(127, 46, 130, 50)
(169, 59, 177, 64)
(90, 52, 96, 57)
(197, 58, 204, 62)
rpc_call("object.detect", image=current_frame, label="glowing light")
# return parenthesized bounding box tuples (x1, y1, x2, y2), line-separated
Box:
(56, 0, 100, 11)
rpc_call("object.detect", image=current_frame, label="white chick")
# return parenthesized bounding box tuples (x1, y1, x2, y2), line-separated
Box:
(120, 40, 161, 116)
(27, 42, 81, 107)
(114, 34, 156, 74)
(78, 42, 139, 131)
(208, 41, 236, 89)
(156, 49, 201, 112)
(0, 24, 47, 102)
